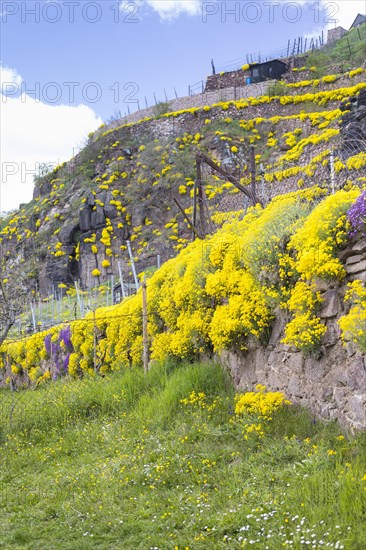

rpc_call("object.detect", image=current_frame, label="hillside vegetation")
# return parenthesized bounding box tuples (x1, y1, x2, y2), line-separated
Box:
(1, 362, 366, 549)
(0, 27, 365, 318)
(2, 185, 366, 385)
(0, 26, 366, 550)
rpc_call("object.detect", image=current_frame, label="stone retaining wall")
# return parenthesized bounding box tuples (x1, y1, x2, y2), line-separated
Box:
(220, 238, 366, 432)
(117, 81, 273, 125)
(205, 69, 251, 92)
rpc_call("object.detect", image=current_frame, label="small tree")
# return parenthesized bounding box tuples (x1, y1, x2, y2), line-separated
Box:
(0, 250, 37, 346)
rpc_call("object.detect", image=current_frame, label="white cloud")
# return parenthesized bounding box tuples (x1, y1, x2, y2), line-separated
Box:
(120, 0, 365, 24)
(0, 65, 22, 95)
(120, 0, 201, 21)
(299, 0, 365, 31)
(326, 0, 365, 29)
(146, 0, 201, 20)
(299, 1, 365, 46)
(0, 67, 102, 212)
(141, 0, 365, 24)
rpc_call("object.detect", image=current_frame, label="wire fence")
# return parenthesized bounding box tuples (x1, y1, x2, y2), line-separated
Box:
(186, 136, 366, 240)
(215, 34, 325, 74)
(5, 278, 141, 339)
(258, 137, 366, 203)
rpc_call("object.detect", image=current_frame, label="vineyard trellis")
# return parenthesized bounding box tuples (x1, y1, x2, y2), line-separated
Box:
(181, 137, 366, 241)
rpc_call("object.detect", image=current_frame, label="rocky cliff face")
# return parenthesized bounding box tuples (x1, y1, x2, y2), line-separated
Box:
(221, 238, 366, 432)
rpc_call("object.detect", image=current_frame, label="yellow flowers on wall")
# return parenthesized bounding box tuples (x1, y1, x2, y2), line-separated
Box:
(339, 280, 366, 352)
(0, 184, 363, 382)
(280, 189, 360, 352)
(289, 190, 359, 281)
(282, 283, 326, 352)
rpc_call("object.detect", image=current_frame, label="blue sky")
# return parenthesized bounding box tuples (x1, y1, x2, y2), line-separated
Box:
(0, 0, 365, 211)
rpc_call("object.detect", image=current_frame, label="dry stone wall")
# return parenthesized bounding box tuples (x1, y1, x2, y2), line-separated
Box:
(115, 64, 366, 127)
(205, 69, 251, 92)
(117, 82, 273, 125)
(220, 238, 366, 432)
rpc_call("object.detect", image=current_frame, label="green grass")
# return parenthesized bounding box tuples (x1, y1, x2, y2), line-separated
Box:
(1, 361, 365, 549)
(305, 24, 366, 76)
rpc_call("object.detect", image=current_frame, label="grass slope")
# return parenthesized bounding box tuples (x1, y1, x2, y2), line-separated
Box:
(1, 362, 365, 549)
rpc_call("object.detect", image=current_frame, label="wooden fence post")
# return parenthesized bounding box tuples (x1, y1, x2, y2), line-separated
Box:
(250, 145, 257, 205)
(93, 309, 97, 373)
(142, 278, 149, 375)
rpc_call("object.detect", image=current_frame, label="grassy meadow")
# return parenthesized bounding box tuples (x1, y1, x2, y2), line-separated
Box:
(0, 361, 365, 549)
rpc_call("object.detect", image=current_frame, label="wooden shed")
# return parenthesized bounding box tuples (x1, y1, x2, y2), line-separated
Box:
(249, 60, 288, 84)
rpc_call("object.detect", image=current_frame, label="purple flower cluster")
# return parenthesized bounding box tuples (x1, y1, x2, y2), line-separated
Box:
(43, 325, 74, 379)
(60, 326, 73, 351)
(63, 353, 70, 372)
(44, 333, 52, 356)
(347, 191, 366, 237)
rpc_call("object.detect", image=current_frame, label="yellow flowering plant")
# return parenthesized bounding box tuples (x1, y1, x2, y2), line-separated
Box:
(233, 384, 291, 440)
(1, 186, 363, 382)
(339, 280, 366, 352)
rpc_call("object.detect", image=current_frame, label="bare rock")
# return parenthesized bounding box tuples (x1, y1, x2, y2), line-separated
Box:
(346, 254, 366, 265)
(345, 359, 366, 390)
(313, 278, 331, 292)
(352, 239, 366, 253)
(268, 313, 287, 348)
(59, 223, 78, 245)
(346, 342, 358, 358)
(333, 387, 347, 409)
(347, 271, 366, 283)
(91, 206, 106, 229)
(287, 375, 303, 398)
(286, 352, 304, 374)
(339, 247, 355, 263)
(345, 260, 366, 274)
(347, 395, 366, 426)
(87, 193, 95, 207)
(319, 289, 342, 318)
(323, 320, 341, 347)
(79, 207, 91, 232)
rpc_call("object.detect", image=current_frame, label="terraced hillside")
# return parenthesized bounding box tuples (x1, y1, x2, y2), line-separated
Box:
(0, 35, 365, 321)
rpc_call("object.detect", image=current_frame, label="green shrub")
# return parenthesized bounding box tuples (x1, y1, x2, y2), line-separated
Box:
(153, 101, 171, 117)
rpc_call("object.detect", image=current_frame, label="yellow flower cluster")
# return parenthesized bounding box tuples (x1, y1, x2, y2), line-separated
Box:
(284, 69, 364, 90)
(281, 190, 359, 352)
(234, 384, 291, 420)
(180, 391, 221, 412)
(289, 190, 358, 281)
(277, 129, 339, 164)
(2, 188, 362, 379)
(339, 280, 366, 352)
